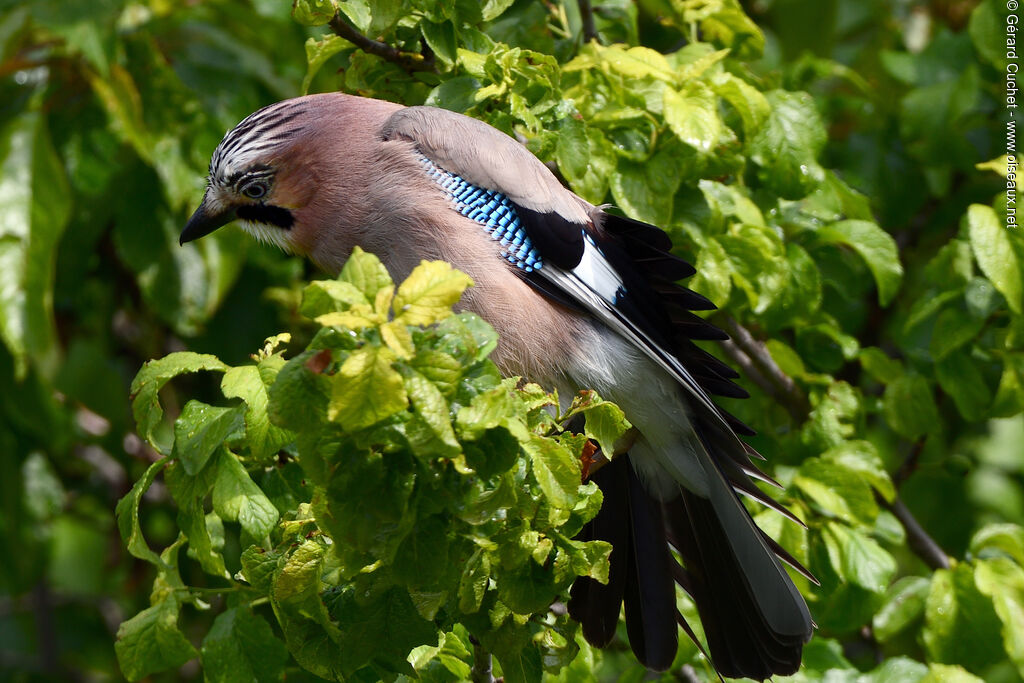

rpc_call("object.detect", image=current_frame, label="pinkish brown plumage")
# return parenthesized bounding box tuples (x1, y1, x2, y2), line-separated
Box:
(181, 92, 814, 680)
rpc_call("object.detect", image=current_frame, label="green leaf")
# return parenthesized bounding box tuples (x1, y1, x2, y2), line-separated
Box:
(860, 347, 904, 384)
(200, 607, 289, 683)
(130, 352, 229, 453)
(609, 141, 685, 226)
(967, 204, 1022, 314)
(115, 458, 168, 566)
(115, 596, 198, 681)
(719, 223, 788, 313)
(969, 0, 1008, 71)
(181, 505, 227, 578)
(481, 0, 516, 21)
(882, 375, 941, 439)
(698, 179, 765, 227)
(971, 523, 1024, 565)
(699, 2, 764, 59)
(212, 451, 279, 541)
(338, 246, 395, 304)
(823, 439, 895, 503)
(458, 549, 491, 613)
(303, 34, 352, 94)
(0, 111, 72, 378)
(923, 563, 1005, 671)
(663, 82, 721, 154)
(523, 434, 580, 510)
(393, 515, 452, 589)
(301, 279, 371, 318)
(873, 576, 930, 642)
(579, 397, 632, 457)
(711, 74, 769, 137)
(555, 116, 590, 184)
(222, 364, 294, 462)
(748, 90, 826, 198)
(393, 260, 473, 326)
(421, 20, 457, 67)
(328, 346, 408, 429)
(818, 220, 903, 306)
(975, 557, 1024, 678)
(173, 401, 245, 476)
(930, 308, 985, 361)
(936, 351, 993, 422)
(922, 664, 985, 683)
(795, 457, 879, 526)
(240, 545, 284, 594)
(273, 539, 325, 607)
(823, 522, 896, 592)
(802, 380, 860, 450)
(402, 368, 461, 457)
(292, 0, 338, 26)
(328, 585, 438, 676)
(268, 350, 331, 433)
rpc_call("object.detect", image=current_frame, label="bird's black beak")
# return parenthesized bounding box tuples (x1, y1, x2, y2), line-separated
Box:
(179, 199, 236, 245)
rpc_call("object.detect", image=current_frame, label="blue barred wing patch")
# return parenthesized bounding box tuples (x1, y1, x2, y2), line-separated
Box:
(419, 156, 542, 272)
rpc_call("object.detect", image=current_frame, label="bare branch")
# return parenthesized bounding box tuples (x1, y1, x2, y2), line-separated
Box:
(328, 13, 436, 74)
(578, 0, 598, 43)
(716, 317, 951, 572)
(717, 315, 811, 422)
(893, 437, 926, 489)
(471, 641, 494, 683)
(876, 493, 950, 570)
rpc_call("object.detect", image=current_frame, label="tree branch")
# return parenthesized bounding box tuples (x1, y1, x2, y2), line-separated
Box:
(328, 13, 436, 73)
(715, 316, 951, 572)
(717, 315, 811, 421)
(876, 493, 950, 570)
(893, 437, 926, 490)
(578, 0, 599, 43)
(471, 640, 494, 683)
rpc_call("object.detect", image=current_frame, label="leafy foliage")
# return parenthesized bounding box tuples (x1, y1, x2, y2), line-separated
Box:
(116, 250, 620, 681)
(0, 0, 1021, 681)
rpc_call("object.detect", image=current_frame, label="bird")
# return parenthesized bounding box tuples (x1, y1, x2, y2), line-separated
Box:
(180, 92, 815, 680)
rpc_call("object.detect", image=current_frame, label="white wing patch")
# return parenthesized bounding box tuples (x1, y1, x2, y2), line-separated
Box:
(572, 235, 625, 304)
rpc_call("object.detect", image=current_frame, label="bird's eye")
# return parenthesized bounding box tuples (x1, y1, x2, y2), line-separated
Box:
(240, 180, 269, 200)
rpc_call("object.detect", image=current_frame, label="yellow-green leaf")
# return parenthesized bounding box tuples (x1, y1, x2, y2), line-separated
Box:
(328, 346, 408, 429)
(393, 260, 473, 326)
(381, 320, 415, 359)
(968, 204, 1022, 314)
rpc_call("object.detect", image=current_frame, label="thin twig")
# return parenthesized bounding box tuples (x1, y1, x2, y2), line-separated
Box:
(893, 437, 926, 490)
(578, 0, 598, 43)
(876, 492, 950, 570)
(717, 315, 811, 421)
(716, 317, 951, 572)
(328, 13, 436, 73)
(471, 641, 494, 683)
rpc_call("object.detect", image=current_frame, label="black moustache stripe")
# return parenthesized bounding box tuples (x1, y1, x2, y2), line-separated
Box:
(236, 204, 294, 230)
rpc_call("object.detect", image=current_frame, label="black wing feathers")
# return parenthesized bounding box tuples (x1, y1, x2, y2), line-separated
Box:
(595, 212, 747, 403)
(515, 204, 586, 269)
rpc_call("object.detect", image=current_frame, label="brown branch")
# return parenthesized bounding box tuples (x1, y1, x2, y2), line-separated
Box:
(328, 13, 436, 73)
(876, 492, 950, 570)
(578, 0, 598, 43)
(893, 437, 926, 489)
(716, 317, 951, 572)
(717, 315, 811, 422)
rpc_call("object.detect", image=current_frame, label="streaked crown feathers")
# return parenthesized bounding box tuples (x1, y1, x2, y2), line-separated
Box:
(208, 99, 309, 186)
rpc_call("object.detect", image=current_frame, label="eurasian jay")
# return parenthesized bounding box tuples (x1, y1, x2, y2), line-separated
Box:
(180, 93, 814, 680)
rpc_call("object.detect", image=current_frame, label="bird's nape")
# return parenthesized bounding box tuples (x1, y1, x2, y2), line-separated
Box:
(180, 92, 814, 679)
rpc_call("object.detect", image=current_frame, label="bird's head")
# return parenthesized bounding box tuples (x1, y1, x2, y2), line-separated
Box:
(180, 98, 321, 254)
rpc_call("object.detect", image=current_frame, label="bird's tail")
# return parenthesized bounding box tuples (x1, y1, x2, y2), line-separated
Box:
(569, 437, 814, 680)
